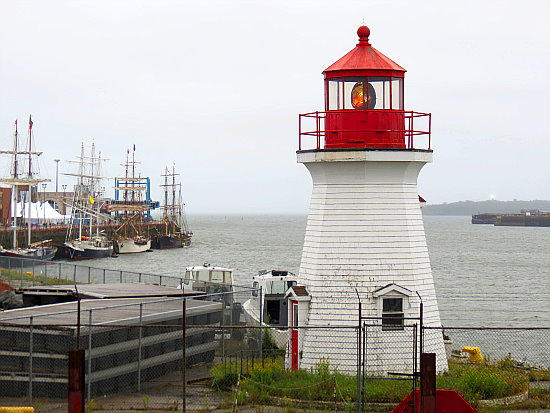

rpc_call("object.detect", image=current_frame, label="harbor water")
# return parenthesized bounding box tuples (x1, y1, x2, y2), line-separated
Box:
(89, 214, 550, 328)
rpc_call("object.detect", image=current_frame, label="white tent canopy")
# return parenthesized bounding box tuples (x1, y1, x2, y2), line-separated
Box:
(11, 201, 70, 223)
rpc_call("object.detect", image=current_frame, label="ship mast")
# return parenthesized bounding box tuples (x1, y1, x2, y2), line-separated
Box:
(0, 116, 49, 249)
(11, 120, 19, 248)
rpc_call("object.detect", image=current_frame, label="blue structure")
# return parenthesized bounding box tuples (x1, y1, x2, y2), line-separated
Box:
(112, 176, 160, 218)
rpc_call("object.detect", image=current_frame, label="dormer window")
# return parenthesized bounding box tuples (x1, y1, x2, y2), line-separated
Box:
(382, 297, 404, 331)
(373, 283, 412, 332)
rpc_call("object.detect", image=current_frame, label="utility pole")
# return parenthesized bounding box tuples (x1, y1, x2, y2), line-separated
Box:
(54, 159, 60, 192)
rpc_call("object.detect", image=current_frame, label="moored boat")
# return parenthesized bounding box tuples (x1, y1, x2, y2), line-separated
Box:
(63, 235, 113, 260)
(242, 270, 298, 349)
(151, 164, 192, 249)
(0, 239, 57, 263)
(63, 142, 113, 260)
(110, 147, 152, 253)
(181, 264, 241, 326)
(0, 117, 57, 263)
(114, 235, 151, 254)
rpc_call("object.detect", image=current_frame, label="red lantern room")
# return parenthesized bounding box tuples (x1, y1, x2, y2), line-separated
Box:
(299, 26, 431, 151)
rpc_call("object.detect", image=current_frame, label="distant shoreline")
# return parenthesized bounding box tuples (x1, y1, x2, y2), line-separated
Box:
(422, 200, 550, 216)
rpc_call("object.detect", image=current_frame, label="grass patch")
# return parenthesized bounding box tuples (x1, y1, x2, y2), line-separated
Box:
(0, 266, 74, 286)
(212, 357, 534, 407)
(438, 360, 528, 401)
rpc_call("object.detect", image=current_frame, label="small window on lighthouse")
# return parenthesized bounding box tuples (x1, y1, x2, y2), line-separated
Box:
(382, 297, 404, 331)
(369, 77, 391, 109)
(327, 79, 342, 110)
(391, 77, 403, 110)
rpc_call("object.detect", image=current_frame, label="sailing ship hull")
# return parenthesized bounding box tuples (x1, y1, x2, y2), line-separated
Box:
(0, 246, 57, 267)
(62, 242, 113, 260)
(151, 234, 191, 249)
(115, 239, 151, 254)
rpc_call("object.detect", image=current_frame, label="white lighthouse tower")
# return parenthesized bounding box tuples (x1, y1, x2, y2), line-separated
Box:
(294, 26, 447, 374)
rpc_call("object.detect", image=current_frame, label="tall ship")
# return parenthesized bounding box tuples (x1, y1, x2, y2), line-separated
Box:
(109, 147, 151, 254)
(151, 164, 192, 249)
(62, 142, 113, 260)
(0, 117, 57, 261)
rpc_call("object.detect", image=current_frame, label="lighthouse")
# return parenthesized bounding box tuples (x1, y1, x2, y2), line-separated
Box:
(294, 26, 447, 374)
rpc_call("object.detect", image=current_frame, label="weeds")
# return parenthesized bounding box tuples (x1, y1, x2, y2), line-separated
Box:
(212, 356, 538, 407)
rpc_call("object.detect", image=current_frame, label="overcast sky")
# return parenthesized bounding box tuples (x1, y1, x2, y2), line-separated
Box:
(1, 0, 549, 214)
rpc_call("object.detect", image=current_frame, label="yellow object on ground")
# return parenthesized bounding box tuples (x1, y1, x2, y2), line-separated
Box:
(0, 408, 35, 413)
(462, 346, 483, 362)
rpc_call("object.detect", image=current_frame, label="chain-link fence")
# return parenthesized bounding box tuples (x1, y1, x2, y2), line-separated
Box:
(0, 256, 549, 410)
(0, 318, 549, 410)
(0, 255, 192, 288)
(429, 326, 550, 368)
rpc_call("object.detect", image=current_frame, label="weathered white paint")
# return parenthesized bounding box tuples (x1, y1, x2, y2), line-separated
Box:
(296, 149, 447, 374)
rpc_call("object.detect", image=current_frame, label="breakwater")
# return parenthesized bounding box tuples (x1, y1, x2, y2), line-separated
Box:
(472, 213, 550, 226)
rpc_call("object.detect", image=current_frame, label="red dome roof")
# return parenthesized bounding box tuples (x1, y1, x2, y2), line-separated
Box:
(324, 26, 406, 77)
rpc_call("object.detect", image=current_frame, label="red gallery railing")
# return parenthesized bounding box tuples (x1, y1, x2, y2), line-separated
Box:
(298, 110, 432, 151)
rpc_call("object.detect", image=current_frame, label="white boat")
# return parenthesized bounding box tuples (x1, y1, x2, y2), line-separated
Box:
(63, 142, 113, 260)
(243, 270, 298, 349)
(116, 236, 151, 254)
(64, 235, 114, 259)
(181, 264, 240, 326)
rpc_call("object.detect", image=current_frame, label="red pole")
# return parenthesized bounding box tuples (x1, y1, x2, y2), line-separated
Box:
(428, 114, 432, 150)
(316, 112, 320, 149)
(298, 115, 302, 151)
(291, 329, 299, 370)
(68, 349, 85, 413)
(420, 353, 436, 413)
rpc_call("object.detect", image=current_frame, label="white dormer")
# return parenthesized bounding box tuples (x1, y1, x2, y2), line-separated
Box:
(373, 284, 413, 331)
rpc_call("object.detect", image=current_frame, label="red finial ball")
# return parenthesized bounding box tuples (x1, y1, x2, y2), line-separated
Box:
(357, 25, 371, 46)
(357, 25, 370, 38)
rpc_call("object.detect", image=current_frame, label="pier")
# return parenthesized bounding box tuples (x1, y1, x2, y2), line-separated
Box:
(0, 222, 173, 250)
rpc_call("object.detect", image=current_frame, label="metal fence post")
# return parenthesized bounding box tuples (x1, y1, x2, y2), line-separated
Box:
(138, 303, 143, 392)
(182, 298, 187, 413)
(73, 265, 77, 283)
(87, 310, 93, 401)
(88, 267, 91, 284)
(357, 301, 362, 413)
(58, 262, 62, 282)
(259, 286, 263, 366)
(103, 269, 106, 283)
(29, 316, 33, 406)
(119, 270, 122, 283)
(221, 317, 226, 364)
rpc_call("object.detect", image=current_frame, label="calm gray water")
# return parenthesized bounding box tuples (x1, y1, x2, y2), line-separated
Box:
(89, 215, 550, 328)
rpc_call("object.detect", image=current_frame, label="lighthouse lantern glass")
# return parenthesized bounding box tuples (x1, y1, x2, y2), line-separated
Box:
(327, 79, 342, 110)
(326, 76, 403, 111)
(391, 78, 403, 110)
